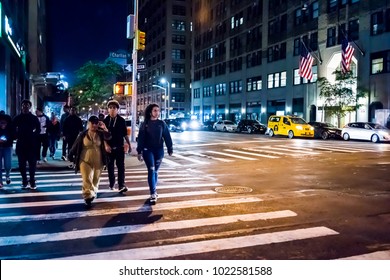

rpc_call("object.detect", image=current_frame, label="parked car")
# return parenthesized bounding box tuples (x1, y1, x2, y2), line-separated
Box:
(341, 122, 390, 143)
(308, 121, 342, 140)
(236, 119, 267, 134)
(201, 120, 216, 131)
(213, 120, 237, 132)
(175, 118, 201, 130)
(164, 119, 184, 132)
(267, 115, 314, 138)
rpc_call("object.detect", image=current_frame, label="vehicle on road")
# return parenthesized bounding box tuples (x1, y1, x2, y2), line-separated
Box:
(308, 121, 342, 140)
(174, 118, 201, 131)
(201, 120, 216, 131)
(213, 120, 237, 132)
(341, 122, 390, 143)
(164, 119, 184, 132)
(267, 115, 314, 139)
(236, 119, 267, 134)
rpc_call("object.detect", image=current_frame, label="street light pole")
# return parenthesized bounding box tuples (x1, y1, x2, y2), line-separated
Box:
(160, 78, 170, 118)
(130, 0, 139, 143)
(152, 84, 167, 119)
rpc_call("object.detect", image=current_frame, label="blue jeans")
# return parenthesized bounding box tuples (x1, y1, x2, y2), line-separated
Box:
(0, 146, 12, 184)
(142, 147, 164, 195)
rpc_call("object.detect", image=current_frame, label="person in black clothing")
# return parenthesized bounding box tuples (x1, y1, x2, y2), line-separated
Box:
(103, 100, 131, 193)
(13, 100, 41, 189)
(47, 112, 61, 159)
(0, 111, 14, 189)
(137, 103, 173, 204)
(63, 107, 83, 166)
(60, 105, 70, 160)
(35, 107, 50, 163)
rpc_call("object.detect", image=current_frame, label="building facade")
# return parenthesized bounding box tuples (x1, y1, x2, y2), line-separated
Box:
(191, 0, 390, 127)
(138, 0, 193, 119)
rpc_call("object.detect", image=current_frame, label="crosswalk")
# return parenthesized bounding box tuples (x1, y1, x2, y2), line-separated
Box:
(168, 141, 390, 166)
(1, 166, 388, 260)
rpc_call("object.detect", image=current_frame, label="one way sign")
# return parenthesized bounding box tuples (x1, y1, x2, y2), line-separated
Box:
(123, 63, 147, 72)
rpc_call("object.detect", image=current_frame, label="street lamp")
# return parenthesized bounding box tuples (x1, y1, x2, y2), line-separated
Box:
(152, 84, 167, 119)
(160, 78, 170, 118)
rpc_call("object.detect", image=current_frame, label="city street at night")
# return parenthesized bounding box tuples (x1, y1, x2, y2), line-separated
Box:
(1, 131, 389, 260)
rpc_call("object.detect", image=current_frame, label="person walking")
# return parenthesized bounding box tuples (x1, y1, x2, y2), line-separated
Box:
(35, 107, 50, 163)
(0, 111, 14, 189)
(68, 115, 111, 207)
(136, 103, 173, 204)
(103, 100, 131, 193)
(47, 112, 61, 159)
(60, 104, 70, 160)
(13, 100, 41, 189)
(63, 107, 83, 167)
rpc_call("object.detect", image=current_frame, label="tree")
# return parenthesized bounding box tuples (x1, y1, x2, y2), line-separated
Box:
(70, 60, 123, 108)
(318, 70, 367, 126)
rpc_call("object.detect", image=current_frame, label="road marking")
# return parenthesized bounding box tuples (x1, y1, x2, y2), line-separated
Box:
(0, 210, 294, 246)
(187, 151, 234, 162)
(55, 226, 339, 260)
(0, 196, 263, 223)
(224, 149, 279, 159)
(263, 146, 321, 155)
(208, 150, 258, 160)
(244, 147, 297, 156)
(0, 190, 216, 209)
(161, 157, 181, 166)
(172, 153, 209, 164)
(337, 250, 390, 260)
(0, 182, 222, 199)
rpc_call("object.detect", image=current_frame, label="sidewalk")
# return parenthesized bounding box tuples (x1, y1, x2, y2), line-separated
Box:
(11, 141, 143, 171)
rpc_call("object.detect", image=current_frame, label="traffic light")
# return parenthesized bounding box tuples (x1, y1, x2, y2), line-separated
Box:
(113, 83, 124, 95)
(136, 30, 146, 51)
(124, 83, 133, 96)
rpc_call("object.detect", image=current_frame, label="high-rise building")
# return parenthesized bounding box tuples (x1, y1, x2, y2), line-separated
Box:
(190, 0, 390, 126)
(138, 0, 193, 119)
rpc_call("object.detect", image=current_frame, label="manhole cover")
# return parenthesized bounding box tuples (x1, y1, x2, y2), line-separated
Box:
(215, 186, 253, 194)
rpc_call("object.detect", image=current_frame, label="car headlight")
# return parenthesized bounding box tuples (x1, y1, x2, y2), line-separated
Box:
(181, 123, 188, 130)
(310, 127, 314, 131)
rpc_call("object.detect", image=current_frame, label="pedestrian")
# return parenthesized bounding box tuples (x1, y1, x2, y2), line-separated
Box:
(63, 107, 83, 167)
(13, 100, 41, 189)
(60, 104, 70, 160)
(0, 111, 14, 189)
(68, 115, 111, 207)
(136, 103, 173, 204)
(47, 112, 61, 159)
(103, 100, 131, 193)
(35, 107, 50, 163)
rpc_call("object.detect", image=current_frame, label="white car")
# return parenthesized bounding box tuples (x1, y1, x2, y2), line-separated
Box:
(341, 122, 390, 143)
(213, 120, 237, 132)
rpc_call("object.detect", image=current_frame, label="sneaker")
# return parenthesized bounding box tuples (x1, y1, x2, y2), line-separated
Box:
(109, 185, 114, 190)
(51, 155, 55, 160)
(6, 176, 11, 185)
(21, 182, 28, 189)
(84, 196, 95, 207)
(103, 165, 107, 171)
(118, 185, 128, 194)
(149, 193, 158, 203)
(30, 181, 37, 190)
(37, 161, 42, 165)
(61, 155, 67, 161)
(43, 157, 47, 162)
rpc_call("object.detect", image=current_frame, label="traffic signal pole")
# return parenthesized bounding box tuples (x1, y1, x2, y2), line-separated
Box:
(131, 0, 138, 143)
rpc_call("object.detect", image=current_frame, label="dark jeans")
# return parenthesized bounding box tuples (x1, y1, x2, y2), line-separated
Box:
(37, 133, 49, 159)
(17, 148, 37, 184)
(62, 137, 68, 157)
(142, 147, 164, 195)
(49, 135, 58, 157)
(107, 147, 125, 188)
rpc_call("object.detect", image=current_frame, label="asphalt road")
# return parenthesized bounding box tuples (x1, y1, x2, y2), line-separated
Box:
(0, 131, 389, 260)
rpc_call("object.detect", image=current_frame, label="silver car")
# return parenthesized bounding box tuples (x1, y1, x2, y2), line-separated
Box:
(341, 122, 390, 143)
(213, 120, 237, 132)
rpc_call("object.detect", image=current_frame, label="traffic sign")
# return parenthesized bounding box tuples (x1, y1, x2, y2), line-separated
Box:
(123, 63, 147, 72)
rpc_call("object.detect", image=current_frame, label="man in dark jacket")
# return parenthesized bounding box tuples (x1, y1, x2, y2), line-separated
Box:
(60, 104, 70, 160)
(63, 107, 83, 165)
(13, 100, 41, 189)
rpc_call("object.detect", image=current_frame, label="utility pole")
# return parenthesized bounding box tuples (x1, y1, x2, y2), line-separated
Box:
(131, 0, 138, 143)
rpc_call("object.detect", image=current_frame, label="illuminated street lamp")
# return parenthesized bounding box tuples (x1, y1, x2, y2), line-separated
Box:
(152, 84, 167, 118)
(160, 78, 170, 118)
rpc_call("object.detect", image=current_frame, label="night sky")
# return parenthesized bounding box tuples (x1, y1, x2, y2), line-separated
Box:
(46, 0, 131, 83)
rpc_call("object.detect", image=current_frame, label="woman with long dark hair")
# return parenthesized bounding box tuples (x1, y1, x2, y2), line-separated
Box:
(137, 103, 173, 204)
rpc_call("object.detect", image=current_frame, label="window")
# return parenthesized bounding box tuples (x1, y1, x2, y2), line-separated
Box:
(371, 51, 390, 74)
(247, 76, 262, 92)
(267, 71, 287, 89)
(246, 51, 262, 68)
(229, 80, 243, 94)
(172, 63, 185, 74)
(172, 49, 185, 60)
(193, 88, 201, 99)
(371, 11, 384, 35)
(203, 86, 213, 97)
(215, 83, 227, 96)
(293, 66, 318, 85)
(172, 20, 186, 31)
(327, 27, 336, 47)
(172, 34, 186, 44)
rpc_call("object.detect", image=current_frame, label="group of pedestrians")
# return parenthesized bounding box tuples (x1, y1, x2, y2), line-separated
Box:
(0, 100, 174, 208)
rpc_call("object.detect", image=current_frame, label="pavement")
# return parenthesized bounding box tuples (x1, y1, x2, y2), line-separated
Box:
(10, 141, 143, 171)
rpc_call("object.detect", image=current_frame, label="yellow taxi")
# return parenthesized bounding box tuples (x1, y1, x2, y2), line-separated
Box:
(267, 115, 314, 139)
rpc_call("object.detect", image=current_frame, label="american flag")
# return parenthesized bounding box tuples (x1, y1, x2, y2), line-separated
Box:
(299, 44, 314, 80)
(341, 38, 354, 73)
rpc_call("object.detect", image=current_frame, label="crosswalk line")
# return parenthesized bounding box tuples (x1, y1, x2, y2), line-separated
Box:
(208, 150, 258, 160)
(55, 226, 339, 260)
(224, 149, 279, 159)
(337, 250, 390, 260)
(172, 153, 209, 164)
(0, 190, 216, 209)
(187, 151, 234, 162)
(162, 157, 181, 166)
(0, 196, 263, 223)
(0, 210, 296, 246)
